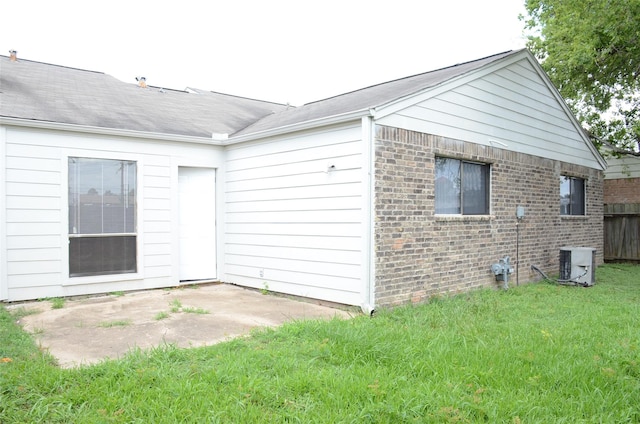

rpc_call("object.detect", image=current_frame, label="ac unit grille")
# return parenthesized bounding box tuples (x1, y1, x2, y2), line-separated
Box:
(559, 249, 572, 280)
(559, 247, 596, 286)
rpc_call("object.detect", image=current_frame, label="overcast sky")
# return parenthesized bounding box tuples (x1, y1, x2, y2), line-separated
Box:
(2, 0, 528, 106)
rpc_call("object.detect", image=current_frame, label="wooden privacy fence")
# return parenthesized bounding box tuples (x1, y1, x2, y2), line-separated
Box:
(604, 203, 640, 261)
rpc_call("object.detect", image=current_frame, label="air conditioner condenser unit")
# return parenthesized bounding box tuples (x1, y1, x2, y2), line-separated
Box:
(559, 247, 596, 286)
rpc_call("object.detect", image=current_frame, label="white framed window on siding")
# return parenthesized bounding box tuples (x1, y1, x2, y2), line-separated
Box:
(435, 157, 490, 215)
(68, 157, 137, 277)
(560, 175, 585, 215)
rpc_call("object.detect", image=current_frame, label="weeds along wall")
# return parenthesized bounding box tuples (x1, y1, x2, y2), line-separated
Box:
(374, 126, 604, 306)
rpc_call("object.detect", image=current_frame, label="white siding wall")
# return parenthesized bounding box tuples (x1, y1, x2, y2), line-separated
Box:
(2, 126, 223, 301)
(605, 155, 640, 179)
(4, 135, 62, 300)
(0, 127, 6, 300)
(378, 58, 603, 169)
(224, 123, 365, 306)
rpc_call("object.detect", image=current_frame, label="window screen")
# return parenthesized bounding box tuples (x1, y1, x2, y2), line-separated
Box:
(560, 176, 585, 215)
(69, 158, 137, 277)
(435, 157, 490, 215)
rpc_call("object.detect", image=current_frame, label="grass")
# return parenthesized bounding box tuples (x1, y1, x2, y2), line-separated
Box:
(1, 264, 639, 423)
(181, 306, 209, 315)
(154, 311, 170, 321)
(167, 299, 209, 315)
(49, 297, 65, 309)
(169, 299, 182, 313)
(8, 306, 39, 320)
(154, 300, 210, 320)
(97, 320, 132, 328)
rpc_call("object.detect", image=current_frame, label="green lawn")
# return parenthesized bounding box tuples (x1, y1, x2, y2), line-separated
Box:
(1, 264, 639, 423)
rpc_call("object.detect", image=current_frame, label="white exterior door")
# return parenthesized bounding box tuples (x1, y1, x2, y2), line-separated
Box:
(178, 167, 217, 281)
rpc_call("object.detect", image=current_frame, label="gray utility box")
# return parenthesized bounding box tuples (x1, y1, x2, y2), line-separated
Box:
(559, 247, 596, 286)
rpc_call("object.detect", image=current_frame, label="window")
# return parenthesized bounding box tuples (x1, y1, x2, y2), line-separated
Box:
(68, 158, 137, 277)
(560, 176, 585, 215)
(435, 157, 490, 215)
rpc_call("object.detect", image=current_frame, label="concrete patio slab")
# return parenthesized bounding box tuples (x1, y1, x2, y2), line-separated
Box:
(8, 283, 354, 368)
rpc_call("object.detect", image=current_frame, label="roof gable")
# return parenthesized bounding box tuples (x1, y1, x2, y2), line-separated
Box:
(376, 50, 606, 170)
(232, 50, 518, 137)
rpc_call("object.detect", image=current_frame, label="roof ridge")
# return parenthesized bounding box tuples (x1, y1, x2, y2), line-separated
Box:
(302, 50, 516, 107)
(0, 54, 105, 75)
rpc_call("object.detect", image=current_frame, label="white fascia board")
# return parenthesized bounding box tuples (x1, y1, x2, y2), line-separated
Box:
(225, 108, 374, 145)
(0, 117, 225, 146)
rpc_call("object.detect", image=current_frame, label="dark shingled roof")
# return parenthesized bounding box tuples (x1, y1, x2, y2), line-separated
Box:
(232, 50, 519, 137)
(0, 55, 289, 138)
(1, 50, 520, 139)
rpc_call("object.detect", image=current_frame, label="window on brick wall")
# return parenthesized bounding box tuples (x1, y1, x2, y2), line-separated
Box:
(560, 175, 585, 215)
(435, 157, 490, 215)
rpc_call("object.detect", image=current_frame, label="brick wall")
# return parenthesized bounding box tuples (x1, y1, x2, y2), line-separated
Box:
(604, 178, 640, 204)
(374, 126, 604, 307)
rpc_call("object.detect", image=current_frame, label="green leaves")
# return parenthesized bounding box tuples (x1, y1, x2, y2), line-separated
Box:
(522, 0, 640, 154)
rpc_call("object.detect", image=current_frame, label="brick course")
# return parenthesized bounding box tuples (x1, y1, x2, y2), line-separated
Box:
(374, 126, 604, 306)
(604, 178, 640, 204)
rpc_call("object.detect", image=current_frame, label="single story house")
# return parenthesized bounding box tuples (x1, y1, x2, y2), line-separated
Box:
(0, 49, 606, 311)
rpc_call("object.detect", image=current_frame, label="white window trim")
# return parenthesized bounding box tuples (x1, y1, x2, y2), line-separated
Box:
(61, 150, 144, 286)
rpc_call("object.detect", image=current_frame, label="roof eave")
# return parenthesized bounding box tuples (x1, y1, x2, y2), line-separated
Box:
(0, 116, 226, 145)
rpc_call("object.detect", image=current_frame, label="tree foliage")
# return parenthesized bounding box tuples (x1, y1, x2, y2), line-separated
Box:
(522, 0, 640, 155)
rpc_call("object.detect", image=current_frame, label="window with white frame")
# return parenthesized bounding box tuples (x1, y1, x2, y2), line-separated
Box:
(560, 175, 585, 215)
(435, 156, 490, 215)
(68, 157, 137, 277)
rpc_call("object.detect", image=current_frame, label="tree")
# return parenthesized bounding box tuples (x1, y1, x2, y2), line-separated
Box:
(522, 0, 640, 156)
